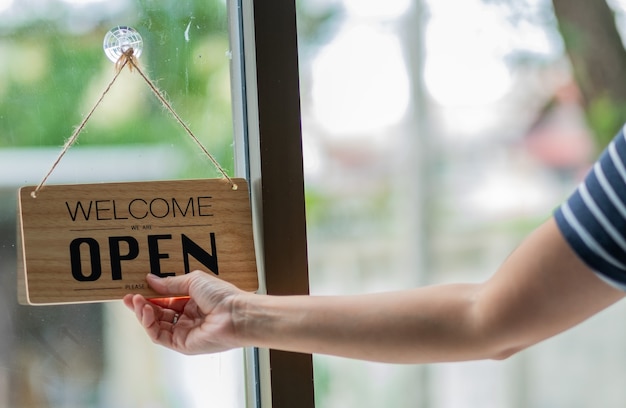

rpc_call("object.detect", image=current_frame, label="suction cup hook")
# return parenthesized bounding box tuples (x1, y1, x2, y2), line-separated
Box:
(103, 26, 143, 63)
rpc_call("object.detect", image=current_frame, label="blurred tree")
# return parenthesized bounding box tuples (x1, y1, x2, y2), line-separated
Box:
(552, 0, 626, 148)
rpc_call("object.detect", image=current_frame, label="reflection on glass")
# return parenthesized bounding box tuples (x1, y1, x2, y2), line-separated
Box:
(0, 1, 242, 407)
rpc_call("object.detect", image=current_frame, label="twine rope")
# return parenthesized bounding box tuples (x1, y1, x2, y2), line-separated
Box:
(31, 48, 236, 198)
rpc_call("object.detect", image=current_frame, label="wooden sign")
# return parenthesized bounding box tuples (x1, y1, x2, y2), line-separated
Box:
(17, 179, 258, 305)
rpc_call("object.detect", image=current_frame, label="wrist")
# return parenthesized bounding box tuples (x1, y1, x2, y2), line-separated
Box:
(231, 291, 264, 348)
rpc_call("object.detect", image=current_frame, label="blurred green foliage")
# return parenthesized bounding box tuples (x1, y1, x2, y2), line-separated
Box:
(0, 0, 234, 177)
(587, 96, 626, 150)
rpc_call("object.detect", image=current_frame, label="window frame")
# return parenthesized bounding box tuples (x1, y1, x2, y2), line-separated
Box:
(229, 0, 315, 407)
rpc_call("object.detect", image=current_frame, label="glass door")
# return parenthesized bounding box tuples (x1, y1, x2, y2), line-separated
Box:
(0, 1, 246, 406)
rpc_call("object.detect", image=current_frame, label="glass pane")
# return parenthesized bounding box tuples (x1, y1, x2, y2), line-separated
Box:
(298, 0, 626, 407)
(0, 1, 245, 407)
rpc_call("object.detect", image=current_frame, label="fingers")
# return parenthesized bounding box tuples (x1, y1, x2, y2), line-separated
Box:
(123, 294, 155, 326)
(123, 293, 176, 346)
(146, 273, 193, 296)
(122, 293, 134, 309)
(146, 271, 225, 306)
(141, 303, 176, 345)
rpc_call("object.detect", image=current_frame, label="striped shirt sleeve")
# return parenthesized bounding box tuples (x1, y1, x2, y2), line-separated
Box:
(554, 125, 626, 289)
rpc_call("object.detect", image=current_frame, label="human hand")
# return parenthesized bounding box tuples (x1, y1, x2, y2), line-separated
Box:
(123, 270, 248, 355)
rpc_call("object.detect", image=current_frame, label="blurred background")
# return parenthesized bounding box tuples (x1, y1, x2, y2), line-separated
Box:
(2, 0, 626, 407)
(298, 0, 626, 407)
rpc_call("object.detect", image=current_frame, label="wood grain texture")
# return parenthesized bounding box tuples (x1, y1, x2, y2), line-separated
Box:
(18, 179, 258, 305)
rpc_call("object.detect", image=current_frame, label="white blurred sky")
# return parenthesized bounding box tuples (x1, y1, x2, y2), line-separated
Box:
(309, 0, 559, 137)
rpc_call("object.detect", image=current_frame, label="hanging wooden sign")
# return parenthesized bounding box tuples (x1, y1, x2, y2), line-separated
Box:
(17, 178, 258, 305)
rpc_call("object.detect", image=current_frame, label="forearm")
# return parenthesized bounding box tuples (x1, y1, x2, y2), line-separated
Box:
(233, 219, 625, 364)
(235, 283, 500, 364)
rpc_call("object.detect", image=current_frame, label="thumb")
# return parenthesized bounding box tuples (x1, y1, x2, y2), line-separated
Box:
(146, 273, 192, 297)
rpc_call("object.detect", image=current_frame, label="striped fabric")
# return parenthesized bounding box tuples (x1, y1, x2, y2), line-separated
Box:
(554, 125, 626, 289)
